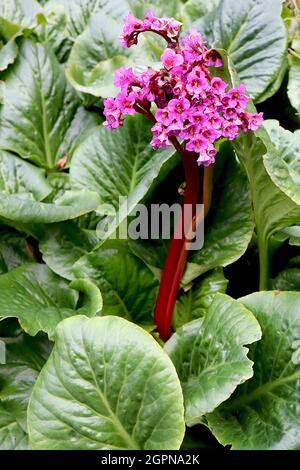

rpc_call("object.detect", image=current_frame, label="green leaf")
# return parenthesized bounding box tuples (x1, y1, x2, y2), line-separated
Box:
(0, 264, 102, 338)
(207, 291, 300, 450)
(195, 0, 287, 101)
(263, 120, 300, 206)
(0, 231, 33, 274)
(0, 332, 51, 450)
(173, 269, 228, 329)
(0, 150, 52, 200)
(0, 189, 101, 225)
(234, 128, 300, 289)
(282, 225, 300, 246)
(0, 0, 41, 28)
(57, 0, 181, 38)
(0, 403, 29, 449)
(288, 38, 300, 114)
(73, 240, 159, 324)
(36, 2, 72, 63)
(39, 222, 99, 280)
(165, 293, 261, 426)
(180, 0, 221, 26)
(182, 147, 253, 285)
(65, 12, 129, 98)
(70, 115, 178, 240)
(0, 37, 19, 71)
(0, 39, 100, 169)
(28, 315, 185, 450)
(270, 268, 300, 291)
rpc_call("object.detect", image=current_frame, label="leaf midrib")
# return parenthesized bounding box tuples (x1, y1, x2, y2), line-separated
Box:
(36, 45, 52, 169)
(225, 371, 300, 410)
(82, 335, 140, 450)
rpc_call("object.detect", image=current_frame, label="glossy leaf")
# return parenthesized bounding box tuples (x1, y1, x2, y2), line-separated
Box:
(270, 268, 300, 291)
(195, 0, 287, 101)
(73, 240, 159, 324)
(39, 222, 99, 280)
(0, 403, 29, 449)
(0, 0, 41, 28)
(0, 150, 52, 200)
(0, 231, 33, 274)
(288, 38, 300, 114)
(0, 189, 101, 226)
(233, 127, 300, 288)
(0, 264, 102, 338)
(207, 291, 300, 450)
(165, 293, 261, 426)
(70, 115, 178, 240)
(0, 37, 19, 71)
(65, 12, 129, 98)
(182, 149, 253, 285)
(0, 332, 51, 450)
(173, 269, 228, 329)
(0, 39, 100, 169)
(28, 315, 185, 450)
(263, 120, 300, 206)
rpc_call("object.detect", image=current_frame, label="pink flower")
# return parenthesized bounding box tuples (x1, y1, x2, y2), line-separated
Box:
(115, 91, 137, 115)
(182, 30, 205, 64)
(186, 71, 208, 95)
(114, 67, 136, 89)
(245, 112, 264, 131)
(211, 77, 227, 94)
(161, 48, 184, 70)
(204, 50, 223, 67)
(222, 122, 239, 140)
(156, 107, 173, 125)
(186, 136, 209, 153)
(151, 122, 170, 149)
(168, 98, 190, 114)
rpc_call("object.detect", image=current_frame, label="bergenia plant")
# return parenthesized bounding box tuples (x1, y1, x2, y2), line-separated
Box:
(104, 10, 263, 340)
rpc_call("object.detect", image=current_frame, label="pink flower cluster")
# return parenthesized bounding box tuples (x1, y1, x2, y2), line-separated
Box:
(104, 11, 263, 166)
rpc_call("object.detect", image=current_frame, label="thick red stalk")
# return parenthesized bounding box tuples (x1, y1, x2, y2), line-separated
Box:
(154, 139, 200, 341)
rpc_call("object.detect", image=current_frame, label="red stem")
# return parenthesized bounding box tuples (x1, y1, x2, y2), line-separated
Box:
(135, 106, 213, 341)
(154, 139, 200, 341)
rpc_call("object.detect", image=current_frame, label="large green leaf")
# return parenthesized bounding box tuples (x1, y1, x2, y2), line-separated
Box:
(0, 189, 101, 227)
(0, 0, 41, 28)
(288, 38, 300, 115)
(173, 269, 228, 329)
(0, 231, 33, 274)
(0, 39, 100, 169)
(234, 128, 300, 289)
(70, 115, 178, 240)
(0, 150, 52, 200)
(182, 149, 253, 285)
(0, 403, 29, 449)
(0, 264, 102, 338)
(28, 315, 185, 450)
(195, 0, 287, 101)
(263, 120, 300, 206)
(180, 0, 220, 26)
(207, 291, 300, 450)
(39, 222, 99, 280)
(73, 240, 159, 324)
(0, 37, 19, 72)
(270, 268, 300, 291)
(0, 332, 51, 450)
(65, 12, 129, 98)
(165, 293, 261, 426)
